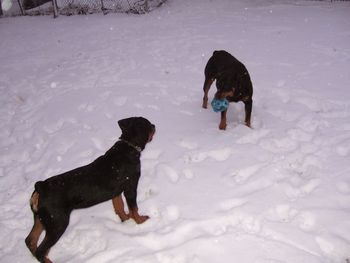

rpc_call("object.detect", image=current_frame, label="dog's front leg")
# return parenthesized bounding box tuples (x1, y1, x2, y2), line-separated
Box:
(124, 188, 149, 224)
(202, 78, 214, 109)
(219, 109, 227, 130)
(112, 195, 130, 222)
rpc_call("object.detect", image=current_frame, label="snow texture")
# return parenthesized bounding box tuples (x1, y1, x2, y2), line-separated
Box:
(1, 0, 350, 262)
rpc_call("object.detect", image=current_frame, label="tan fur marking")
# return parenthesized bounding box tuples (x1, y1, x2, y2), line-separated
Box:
(128, 206, 149, 224)
(30, 192, 39, 212)
(112, 195, 129, 222)
(25, 216, 44, 255)
(242, 96, 250, 102)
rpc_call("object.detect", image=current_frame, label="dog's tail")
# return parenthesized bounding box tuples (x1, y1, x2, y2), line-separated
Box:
(30, 181, 45, 213)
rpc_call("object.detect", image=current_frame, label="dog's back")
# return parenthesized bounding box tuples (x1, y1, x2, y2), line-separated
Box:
(205, 50, 243, 79)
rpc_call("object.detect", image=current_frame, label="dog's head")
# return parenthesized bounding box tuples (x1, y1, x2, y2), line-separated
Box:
(118, 117, 155, 150)
(215, 72, 235, 100)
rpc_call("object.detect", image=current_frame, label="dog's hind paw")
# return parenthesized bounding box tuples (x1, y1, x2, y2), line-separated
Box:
(219, 122, 227, 130)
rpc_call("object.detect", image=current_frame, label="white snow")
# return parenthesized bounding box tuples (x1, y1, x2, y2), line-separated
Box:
(1, 0, 350, 262)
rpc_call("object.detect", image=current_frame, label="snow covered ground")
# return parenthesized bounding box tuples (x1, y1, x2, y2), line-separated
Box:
(1, 0, 350, 262)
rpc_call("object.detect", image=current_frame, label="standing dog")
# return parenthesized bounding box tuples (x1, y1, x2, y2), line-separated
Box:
(25, 117, 155, 263)
(202, 50, 253, 130)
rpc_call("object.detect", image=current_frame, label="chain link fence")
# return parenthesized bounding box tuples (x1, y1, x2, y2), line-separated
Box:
(0, 0, 166, 17)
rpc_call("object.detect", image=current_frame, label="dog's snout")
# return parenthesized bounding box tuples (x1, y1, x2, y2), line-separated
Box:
(148, 124, 156, 142)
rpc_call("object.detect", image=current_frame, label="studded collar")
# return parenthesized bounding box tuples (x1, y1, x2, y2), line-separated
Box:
(120, 139, 142, 153)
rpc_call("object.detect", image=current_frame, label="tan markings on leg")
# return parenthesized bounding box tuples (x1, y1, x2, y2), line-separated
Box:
(219, 109, 227, 130)
(202, 78, 214, 109)
(43, 251, 53, 263)
(223, 90, 234, 98)
(30, 192, 39, 213)
(25, 216, 44, 255)
(202, 95, 208, 109)
(38, 236, 53, 263)
(112, 196, 129, 222)
(129, 207, 149, 224)
(202, 93, 209, 109)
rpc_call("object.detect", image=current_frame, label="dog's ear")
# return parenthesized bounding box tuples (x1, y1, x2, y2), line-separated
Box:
(118, 117, 134, 133)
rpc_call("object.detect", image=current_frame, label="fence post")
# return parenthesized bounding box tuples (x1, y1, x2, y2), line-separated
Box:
(144, 0, 149, 12)
(100, 0, 107, 14)
(17, 0, 25, 15)
(52, 0, 58, 18)
(0, 0, 3, 16)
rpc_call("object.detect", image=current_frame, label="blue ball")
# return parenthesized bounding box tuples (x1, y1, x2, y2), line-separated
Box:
(211, 98, 229, 112)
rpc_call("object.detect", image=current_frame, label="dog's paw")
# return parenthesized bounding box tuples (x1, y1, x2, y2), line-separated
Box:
(119, 214, 130, 222)
(219, 122, 227, 130)
(134, 215, 150, 224)
(202, 98, 208, 109)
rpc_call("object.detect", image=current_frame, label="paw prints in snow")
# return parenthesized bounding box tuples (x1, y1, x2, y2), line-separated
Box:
(155, 164, 195, 183)
(267, 204, 298, 223)
(315, 235, 350, 261)
(335, 181, 350, 194)
(229, 164, 264, 184)
(163, 205, 180, 222)
(260, 137, 298, 153)
(236, 129, 270, 144)
(296, 211, 316, 232)
(176, 139, 198, 150)
(296, 115, 328, 133)
(156, 164, 179, 183)
(184, 148, 232, 163)
(219, 198, 247, 211)
(135, 211, 263, 251)
(283, 178, 321, 200)
(266, 205, 316, 231)
(147, 205, 180, 222)
(336, 143, 350, 157)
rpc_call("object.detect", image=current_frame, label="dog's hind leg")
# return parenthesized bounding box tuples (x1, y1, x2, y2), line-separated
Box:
(35, 212, 69, 263)
(244, 99, 253, 127)
(202, 77, 214, 109)
(25, 215, 44, 256)
(219, 109, 227, 130)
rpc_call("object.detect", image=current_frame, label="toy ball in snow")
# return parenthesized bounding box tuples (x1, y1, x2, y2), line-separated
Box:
(211, 98, 229, 112)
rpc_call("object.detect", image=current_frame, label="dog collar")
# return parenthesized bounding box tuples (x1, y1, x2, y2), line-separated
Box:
(120, 139, 142, 153)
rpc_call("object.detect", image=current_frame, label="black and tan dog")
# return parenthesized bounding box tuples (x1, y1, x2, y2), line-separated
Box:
(202, 50, 253, 130)
(25, 117, 155, 263)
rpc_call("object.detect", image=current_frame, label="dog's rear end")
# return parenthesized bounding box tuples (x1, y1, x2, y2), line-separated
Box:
(202, 50, 235, 109)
